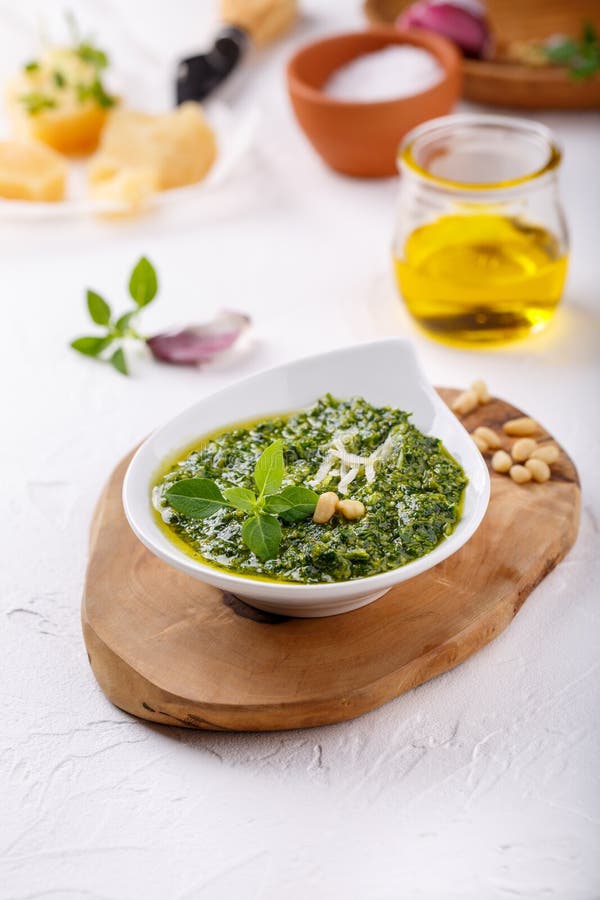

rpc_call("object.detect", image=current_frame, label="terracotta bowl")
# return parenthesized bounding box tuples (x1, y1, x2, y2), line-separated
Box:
(287, 28, 462, 177)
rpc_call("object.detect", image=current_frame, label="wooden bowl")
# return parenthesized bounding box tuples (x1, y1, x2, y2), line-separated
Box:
(461, 59, 600, 109)
(364, 0, 600, 109)
(286, 28, 462, 177)
(365, 0, 600, 42)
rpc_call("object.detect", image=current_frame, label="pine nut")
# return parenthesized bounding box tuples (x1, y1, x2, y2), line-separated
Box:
(473, 426, 501, 449)
(473, 435, 488, 453)
(313, 491, 339, 524)
(510, 464, 532, 484)
(451, 390, 479, 416)
(525, 458, 551, 483)
(530, 444, 559, 465)
(503, 416, 539, 436)
(511, 438, 538, 462)
(337, 499, 366, 521)
(491, 450, 512, 473)
(471, 379, 490, 403)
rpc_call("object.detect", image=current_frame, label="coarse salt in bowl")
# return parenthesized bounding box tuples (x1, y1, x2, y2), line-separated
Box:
(324, 44, 444, 103)
(287, 28, 462, 177)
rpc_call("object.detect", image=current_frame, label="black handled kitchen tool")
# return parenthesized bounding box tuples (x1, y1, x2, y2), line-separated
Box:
(176, 26, 249, 104)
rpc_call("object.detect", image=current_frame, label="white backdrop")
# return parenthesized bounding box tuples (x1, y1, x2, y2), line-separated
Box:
(1, 2, 599, 898)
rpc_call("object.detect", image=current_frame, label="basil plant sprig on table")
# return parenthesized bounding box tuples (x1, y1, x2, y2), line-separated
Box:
(70, 256, 158, 375)
(70, 255, 250, 375)
(165, 440, 319, 561)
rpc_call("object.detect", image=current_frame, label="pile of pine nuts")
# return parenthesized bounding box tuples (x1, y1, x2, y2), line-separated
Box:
(313, 491, 365, 524)
(473, 414, 559, 485)
(451, 379, 490, 415)
(451, 380, 560, 486)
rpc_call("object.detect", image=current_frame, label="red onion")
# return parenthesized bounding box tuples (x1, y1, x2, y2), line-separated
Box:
(147, 310, 250, 366)
(397, 0, 492, 59)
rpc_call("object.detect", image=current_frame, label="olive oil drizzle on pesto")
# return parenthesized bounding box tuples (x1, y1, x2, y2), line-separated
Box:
(153, 395, 467, 584)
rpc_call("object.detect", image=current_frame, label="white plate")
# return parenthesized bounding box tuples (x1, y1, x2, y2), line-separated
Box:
(0, 101, 257, 220)
(122, 339, 490, 618)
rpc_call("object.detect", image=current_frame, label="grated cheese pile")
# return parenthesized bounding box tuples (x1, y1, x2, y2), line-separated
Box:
(309, 429, 401, 494)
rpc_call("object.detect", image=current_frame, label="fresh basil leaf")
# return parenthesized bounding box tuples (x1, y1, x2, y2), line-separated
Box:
(583, 21, 597, 44)
(262, 495, 288, 514)
(571, 55, 598, 79)
(264, 485, 318, 522)
(70, 335, 112, 357)
(242, 514, 282, 561)
(546, 39, 578, 63)
(114, 310, 137, 334)
(254, 440, 284, 497)
(129, 257, 158, 308)
(222, 486, 256, 514)
(545, 24, 600, 81)
(87, 77, 116, 108)
(77, 42, 109, 70)
(87, 289, 111, 325)
(109, 346, 128, 375)
(19, 92, 57, 114)
(166, 478, 229, 519)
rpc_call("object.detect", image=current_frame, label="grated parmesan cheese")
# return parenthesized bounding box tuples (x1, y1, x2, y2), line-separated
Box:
(309, 428, 404, 494)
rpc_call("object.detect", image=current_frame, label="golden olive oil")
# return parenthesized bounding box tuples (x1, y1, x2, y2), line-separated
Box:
(394, 214, 568, 346)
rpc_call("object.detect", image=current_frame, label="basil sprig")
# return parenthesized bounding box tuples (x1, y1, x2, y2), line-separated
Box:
(545, 22, 600, 81)
(70, 257, 157, 375)
(165, 440, 319, 561)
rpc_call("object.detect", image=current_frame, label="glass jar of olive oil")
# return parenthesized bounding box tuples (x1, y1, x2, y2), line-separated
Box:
(393, 115, 569, 346)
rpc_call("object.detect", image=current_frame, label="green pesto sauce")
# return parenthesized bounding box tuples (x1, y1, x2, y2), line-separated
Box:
(153, 394, 467, 584)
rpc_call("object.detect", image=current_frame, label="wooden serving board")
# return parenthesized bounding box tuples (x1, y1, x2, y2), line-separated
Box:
(82, 390, 580, 732)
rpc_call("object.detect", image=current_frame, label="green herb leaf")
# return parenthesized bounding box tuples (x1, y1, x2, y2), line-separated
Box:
(86, 289, 111, 325)
(583, 21, 597, 44)
(263, 485, 318, 522)
(89, 77, 116, 107)
(24, 60, 39, 73)
(76, 42, 109, 70)
(166, 478, 229, 519)
(109, 346, 128, 375)
(222, 486, 257, 514)
(114, 310, 137, 333)
(75, 76, 116, 108)
(18, 92, 57, 115)
(546, 39, 578, 63)
(545, 22, 600, 80)
(129, 257, 158, 308)
(70, 335, 112, 357)
(254, 440, 284, 497)
(53, 70, 66, 88)
(242, 514, 282, 561)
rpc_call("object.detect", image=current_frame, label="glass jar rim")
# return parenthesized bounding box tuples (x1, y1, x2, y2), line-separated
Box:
(398, 114, 562, 192)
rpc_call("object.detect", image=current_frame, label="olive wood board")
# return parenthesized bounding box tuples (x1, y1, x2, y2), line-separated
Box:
(364, 0, 600, 109)
(82, 389, 580, 732)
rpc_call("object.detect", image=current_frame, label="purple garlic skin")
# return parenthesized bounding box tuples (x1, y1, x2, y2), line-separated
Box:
(398, 1, 492, 59)
(147, 310, 250, 366)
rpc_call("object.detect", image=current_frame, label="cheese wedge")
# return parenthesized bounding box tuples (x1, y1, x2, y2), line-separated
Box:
(88, 102, 217, 202)
(0, 140, 67, 202)
(89, 165, 158, 213)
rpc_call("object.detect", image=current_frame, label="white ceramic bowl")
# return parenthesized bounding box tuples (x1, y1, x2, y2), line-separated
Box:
(123, 339, 490, 617)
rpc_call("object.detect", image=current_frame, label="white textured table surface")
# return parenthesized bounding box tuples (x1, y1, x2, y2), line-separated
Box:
(2, 2, 599, 898)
